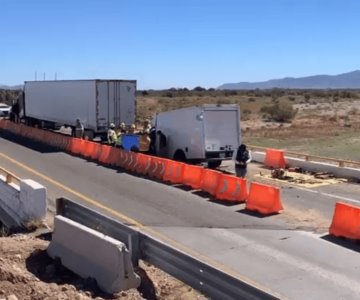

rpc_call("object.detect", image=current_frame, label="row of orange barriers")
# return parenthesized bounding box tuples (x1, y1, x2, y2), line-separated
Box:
(4, 120, 360, 240)
(0, 120, 284, 215)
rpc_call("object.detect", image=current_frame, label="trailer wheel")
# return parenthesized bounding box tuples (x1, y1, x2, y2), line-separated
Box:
(208, 160, 222, 169)
(174, 150, 186, 162)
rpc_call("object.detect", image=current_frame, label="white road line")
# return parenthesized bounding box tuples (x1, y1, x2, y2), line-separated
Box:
(290, 186, 360, 205)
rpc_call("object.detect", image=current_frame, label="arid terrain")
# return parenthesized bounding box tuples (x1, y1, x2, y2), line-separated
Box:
(0, 230, 206, 300)
(136, 89, 360, 161)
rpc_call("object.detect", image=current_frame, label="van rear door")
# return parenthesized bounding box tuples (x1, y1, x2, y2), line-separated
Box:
(203, 107, 240, 155)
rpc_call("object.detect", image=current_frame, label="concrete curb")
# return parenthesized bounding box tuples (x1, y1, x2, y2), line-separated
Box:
(47, 215, 141, 293)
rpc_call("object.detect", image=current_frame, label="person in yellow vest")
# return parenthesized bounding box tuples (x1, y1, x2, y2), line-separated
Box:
(116, 122, 126, 148)
(107, 123, 118, 146)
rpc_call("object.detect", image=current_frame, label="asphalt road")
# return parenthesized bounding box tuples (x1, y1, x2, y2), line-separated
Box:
(1, 131, 360, 300)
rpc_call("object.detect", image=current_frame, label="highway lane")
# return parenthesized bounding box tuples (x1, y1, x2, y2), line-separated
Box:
(1, 132, 360, 299)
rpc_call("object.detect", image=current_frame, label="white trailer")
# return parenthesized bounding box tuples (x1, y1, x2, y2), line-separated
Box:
(21, 80, 136, 139)
(154, 104, 241, 168)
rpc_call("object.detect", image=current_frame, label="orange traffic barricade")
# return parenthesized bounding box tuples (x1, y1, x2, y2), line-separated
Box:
(215, 174, 247, 202)
(329, 202, 360, 240)
(182, 164, 204, 189)
(148, 157, 166, 180)
(135, 153, 151, 175)
(264, 148, 287, 169)
(126, 152, 139, 172)
(98, 144, 112, 164)
(246, 182, 283, 215)
(200, 169, 222, 196)
(109, 147, 123, 167)
(89, 142, 102, 161)
(163, 160, 185, 184)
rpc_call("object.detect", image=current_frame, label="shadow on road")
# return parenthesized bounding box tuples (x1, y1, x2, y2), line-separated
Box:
(0, 129, 60, 154)
(236, 208, 280, 218)
(321, 234, 360, 253)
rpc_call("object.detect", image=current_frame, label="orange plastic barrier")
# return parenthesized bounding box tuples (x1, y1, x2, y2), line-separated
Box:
(182, 164, 204, 189)
(135, 153, 151, 175)
(126, 152, 139, 172)
(82, 141, 94, 158)
(163, 160, 185, 184)
(98, 144, 112, 164)
(264, 148, 287, 168)
(90, 142, 102, 160)
(69, 138, 83, 155)
(108, 147, 123, 166)
(200, 169, 222, 196)
(329, 202, 360, 240)
(148, 157, 166, 180)
(215, 174, 247, 202)
(141, 155, 153, 175)
(246, 182, 283, 215)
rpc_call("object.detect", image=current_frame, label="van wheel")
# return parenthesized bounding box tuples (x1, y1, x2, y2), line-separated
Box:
(174, 150, 186, 162)
(208, 160, 222, 169)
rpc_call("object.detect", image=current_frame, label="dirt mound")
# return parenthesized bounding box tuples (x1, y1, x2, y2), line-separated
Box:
(0, 234, 206, 300)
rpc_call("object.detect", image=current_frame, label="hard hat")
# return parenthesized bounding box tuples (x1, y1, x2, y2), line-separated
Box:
(110, 123, 115, 129)
(131, 124, 136, 129)
(120, 122, 125, 127)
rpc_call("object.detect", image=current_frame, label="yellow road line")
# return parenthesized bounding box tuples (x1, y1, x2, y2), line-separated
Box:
(0, 151, 279, 296)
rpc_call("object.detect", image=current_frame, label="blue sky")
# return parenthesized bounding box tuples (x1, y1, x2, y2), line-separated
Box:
(1, 0, 359, 89)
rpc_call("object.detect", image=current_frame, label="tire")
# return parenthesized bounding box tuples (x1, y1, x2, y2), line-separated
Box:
(208, 160, 222, 169)
(173, 149, 186, 162)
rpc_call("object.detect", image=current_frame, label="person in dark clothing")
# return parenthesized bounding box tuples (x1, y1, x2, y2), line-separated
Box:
(234, 144, 252, 178)
(10, 102, 19, 123)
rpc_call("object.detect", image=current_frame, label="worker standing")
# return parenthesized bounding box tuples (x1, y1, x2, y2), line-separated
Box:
(129, 124, 137, 134)
(116, 122, 126, 148)
(142, 119, 152, 134)
(75, 119, 84, 139)
(233, 144, 252, 178)
(107, 123, 118, 146)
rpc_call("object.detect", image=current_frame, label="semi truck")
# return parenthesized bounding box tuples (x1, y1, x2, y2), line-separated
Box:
(18, 79, 136, 139)
(153, 104, 241, 168)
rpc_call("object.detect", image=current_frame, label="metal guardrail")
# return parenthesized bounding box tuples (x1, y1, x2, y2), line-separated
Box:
(56, 197, 280, 300)
(0, 166, 21, 185)
(248, 144, 360, 168)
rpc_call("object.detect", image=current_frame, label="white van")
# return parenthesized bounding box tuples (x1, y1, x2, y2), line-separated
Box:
(153, 104, 241, 168)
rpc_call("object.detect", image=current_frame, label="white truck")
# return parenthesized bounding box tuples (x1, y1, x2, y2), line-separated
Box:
(19, 79, 136, 139)
(153, 104, 241, 168)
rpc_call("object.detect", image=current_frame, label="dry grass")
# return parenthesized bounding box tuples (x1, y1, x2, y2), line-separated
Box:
(136, 89, 360, 161)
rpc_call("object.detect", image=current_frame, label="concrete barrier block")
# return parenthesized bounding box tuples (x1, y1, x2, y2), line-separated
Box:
(20, 179, 47, 222)
(47, 215, 140, 293)
(252, 151, 266, 164)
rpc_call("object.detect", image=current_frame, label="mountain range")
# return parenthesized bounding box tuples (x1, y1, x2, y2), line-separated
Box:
(218, 70, 360, 90)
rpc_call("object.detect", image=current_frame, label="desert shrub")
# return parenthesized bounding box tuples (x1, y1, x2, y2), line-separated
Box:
(260, 103, 297, 123)
(193, 86, 206, 92)
(248, 97, 256, 102)
(304, 94, 310, 102)
(165, 91, 173, 98)
(288, 96, 296, 101)
(224, 90, 238, 96)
